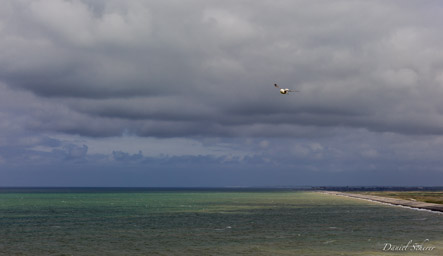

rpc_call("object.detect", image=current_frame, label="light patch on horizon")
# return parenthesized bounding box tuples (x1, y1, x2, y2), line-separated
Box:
(52, 134, 254, 158)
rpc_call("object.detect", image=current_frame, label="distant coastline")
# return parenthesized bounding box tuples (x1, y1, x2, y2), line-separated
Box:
(313, 186, 443, 192)
(1, 186, 443, 193)
(321, 191, 443, 213)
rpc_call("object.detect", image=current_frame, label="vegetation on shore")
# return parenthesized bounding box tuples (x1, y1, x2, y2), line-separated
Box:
(352, 191, 443, 205)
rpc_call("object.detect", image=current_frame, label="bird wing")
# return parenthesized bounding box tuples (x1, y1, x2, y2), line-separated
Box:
(288, 89, 299, 92)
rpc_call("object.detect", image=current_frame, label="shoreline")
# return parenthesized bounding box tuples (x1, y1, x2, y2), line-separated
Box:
(321, 191, 443, 213)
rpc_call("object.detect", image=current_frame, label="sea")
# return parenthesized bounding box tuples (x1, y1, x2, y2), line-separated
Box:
(0, 188, 441, 255)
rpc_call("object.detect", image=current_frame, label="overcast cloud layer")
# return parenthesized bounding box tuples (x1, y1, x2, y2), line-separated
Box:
(1, 0, 443, 186)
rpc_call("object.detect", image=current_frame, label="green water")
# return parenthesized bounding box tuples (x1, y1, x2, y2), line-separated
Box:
(0, 189, 442, 255)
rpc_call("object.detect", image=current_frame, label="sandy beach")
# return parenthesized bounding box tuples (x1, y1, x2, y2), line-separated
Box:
(322, 191, 443, 213)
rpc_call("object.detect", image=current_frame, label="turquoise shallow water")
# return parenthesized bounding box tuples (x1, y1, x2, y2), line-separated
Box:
(0, 189, 442, 255)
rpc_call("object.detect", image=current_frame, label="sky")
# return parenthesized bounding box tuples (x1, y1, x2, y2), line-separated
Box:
(1, 0, 443, 187)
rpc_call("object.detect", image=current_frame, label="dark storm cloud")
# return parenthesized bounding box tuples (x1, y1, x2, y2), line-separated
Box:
(1, 0, 443, 138)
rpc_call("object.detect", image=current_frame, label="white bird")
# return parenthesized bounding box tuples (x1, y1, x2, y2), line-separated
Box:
(274, 83, 299, 94)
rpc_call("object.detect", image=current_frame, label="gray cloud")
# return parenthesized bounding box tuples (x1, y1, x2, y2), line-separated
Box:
(1, 1, 443, 169)
(2, 0, 442, 138)
(4, 1, 443, 187)
(3, 130, 443, 186)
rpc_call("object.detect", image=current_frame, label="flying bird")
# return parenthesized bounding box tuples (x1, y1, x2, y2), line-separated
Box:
(274, 84, 299, 94)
